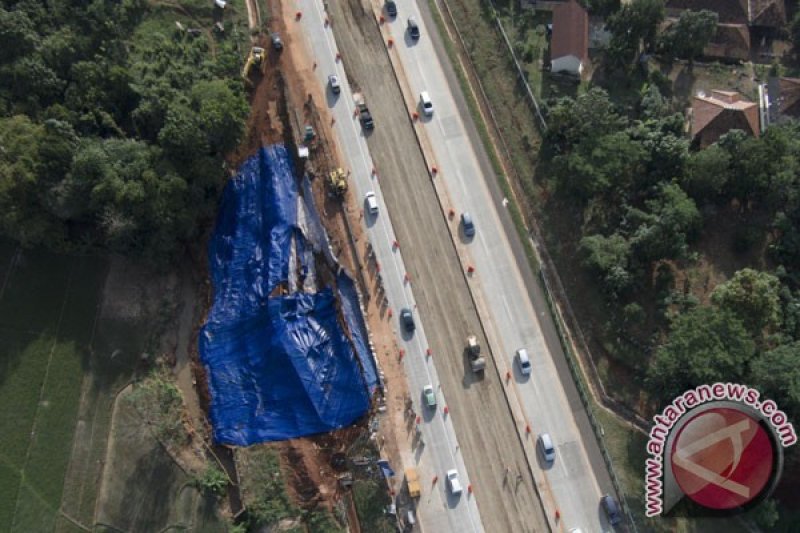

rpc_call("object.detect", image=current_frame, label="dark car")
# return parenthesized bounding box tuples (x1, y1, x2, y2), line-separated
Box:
(385, 0, 397, 17)
(407, 17, 420, 40)
(271, 32, 283, 51)
(400, 308, 415, 332)
(461, 213, 475, 238)
(601, 494, 621, 526)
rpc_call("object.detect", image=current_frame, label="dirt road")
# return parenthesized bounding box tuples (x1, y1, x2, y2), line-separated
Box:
(326, 0, 549, 531)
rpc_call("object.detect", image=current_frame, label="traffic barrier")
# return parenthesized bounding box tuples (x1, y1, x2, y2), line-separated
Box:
(431, 166, 438, 175)
(467, 265, 475, 274)
(468, 484, 473, 494)
(387, 308, 393, 318)
(392, 240, 399, 250)
(506, 370, 511, 381)
(331, 117, 336, 126)
(404, 272, 411, 283)
(432, 475, 438, 484)
(388, 38, 394, 47)
(448, 208, 455, 218)
(379, 15, 385, 24)
(416, 415, 421, 424)
(376, 262, 381, 273)
(443, 406, 449, 415)
(313, 62, 317, 69)
(372, 167, 378, 177)
(412, 111, 419, 120)
(555, 509, 561, 521)
(525, 423, 531, 434)
(399, 349, 405, 359)
(353, 108, 359, 118)
(324, 17, 329, 26)
(426, 348, 432, 356)
(295, 11, 302, 20)
(336, 52, 341, 61)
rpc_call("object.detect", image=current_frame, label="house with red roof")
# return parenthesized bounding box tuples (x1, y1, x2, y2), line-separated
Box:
(691, 90, 760, 148)
(550, 0, 589, 76)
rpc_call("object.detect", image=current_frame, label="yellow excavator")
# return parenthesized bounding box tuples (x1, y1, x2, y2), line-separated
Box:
(328, 168, 348, 197)
(241, 46, 266, 86)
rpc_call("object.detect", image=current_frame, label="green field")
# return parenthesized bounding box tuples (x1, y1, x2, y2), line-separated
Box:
(0, 239, 227, 532)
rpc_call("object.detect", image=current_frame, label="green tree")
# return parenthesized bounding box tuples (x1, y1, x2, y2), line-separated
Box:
(580, 233, 634, 296)
(711, 268, 782, 336)
(629, 183, 700, 263)
(545, 88, 626, 151)
(630, 115, 689, 184)
(0, 8, 39, 64)
(0, 115, 66, 246)
(659, 10, 718, 63)
(554, 130, 647, 199)
(191, 80, 249, 155)
(606, 0, 665, 66)
(749, 342, 800, 420)
(682, 144, 730, 201)
(647, 306, 755, 402)
(158, 100, 209, 163)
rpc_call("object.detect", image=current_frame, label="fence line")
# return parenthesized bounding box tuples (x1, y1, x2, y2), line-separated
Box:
(485, 1, 548, 131)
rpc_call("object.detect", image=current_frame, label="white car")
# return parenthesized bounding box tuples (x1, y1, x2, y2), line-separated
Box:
(516, 348, 531, 375)
(365, 191, 378, 215)
(538, 433, 556, 462)
(446, 469, 462, 495)
(328, 74, 341, 94)
(420, 91, 433, 116)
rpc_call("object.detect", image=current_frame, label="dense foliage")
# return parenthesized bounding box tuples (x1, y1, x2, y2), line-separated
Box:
(0, 0, 248, 260)
(543, 87, 800, 428)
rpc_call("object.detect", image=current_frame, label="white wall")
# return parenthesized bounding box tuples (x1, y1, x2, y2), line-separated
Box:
(551, 54, 582, 75)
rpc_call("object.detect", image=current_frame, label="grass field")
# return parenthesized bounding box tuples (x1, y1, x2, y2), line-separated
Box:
(0, 243, 109, 532)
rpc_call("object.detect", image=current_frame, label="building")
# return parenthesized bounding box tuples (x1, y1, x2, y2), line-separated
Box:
(767, 77, 800, 123)
(691, 90, 760, 148)
(665, 0, 785, 61)
(550, 0, 589, 75)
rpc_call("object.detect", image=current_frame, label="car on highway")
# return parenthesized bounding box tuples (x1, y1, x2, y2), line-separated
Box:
(385, 0, 397, 17)
(328, 74, 341, 94)
(407, 17, 420, 40)
(516, 348, 531, 375)
(423, 384, 436, 408)
(400, 308, 415, 332)
(446, 469, 463, 495)
(601, 494, 622, 526)
(420, 91, 434, 116)
(461, 212, 475, 237)
(538, 433, 555, 462)
(365, 191, 378, 215)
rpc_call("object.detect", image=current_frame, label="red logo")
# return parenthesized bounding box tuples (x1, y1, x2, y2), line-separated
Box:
(671, 407, 774, 510)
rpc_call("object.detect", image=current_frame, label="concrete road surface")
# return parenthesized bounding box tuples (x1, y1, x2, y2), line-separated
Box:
(294, 0, 551, 531)
(379, 1, 619, 531)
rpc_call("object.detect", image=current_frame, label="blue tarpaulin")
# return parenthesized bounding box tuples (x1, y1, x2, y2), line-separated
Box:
(200, 145, 372, 445)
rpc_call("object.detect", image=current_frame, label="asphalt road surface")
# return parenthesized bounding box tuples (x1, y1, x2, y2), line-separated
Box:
(380, 1, 619, 531)
(302, 0, 552, 531)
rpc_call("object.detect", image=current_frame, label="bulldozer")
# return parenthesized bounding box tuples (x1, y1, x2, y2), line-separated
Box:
(241, 46, 266, 86)
(328, 168, 348, 197)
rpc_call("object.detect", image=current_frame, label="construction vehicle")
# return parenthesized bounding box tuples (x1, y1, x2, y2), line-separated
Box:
(466, 335, 486, 373)
(241, 46, 266, 85)
(328, 168, 348, 197)
(358, 102, 374, 130)
(405, 467, 420, 498)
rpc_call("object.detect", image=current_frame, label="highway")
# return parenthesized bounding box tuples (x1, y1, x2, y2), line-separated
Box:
(378, 0, 618, 531)
(292, 1, 485, 531)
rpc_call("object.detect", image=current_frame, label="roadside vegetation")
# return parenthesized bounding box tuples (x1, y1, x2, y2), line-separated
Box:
(0, 0, 249, 262)
(434, 0, 800, 527)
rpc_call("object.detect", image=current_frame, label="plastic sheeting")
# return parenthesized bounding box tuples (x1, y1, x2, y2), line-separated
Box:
(200, 146, 372, 445)
(337, 272, 380, 392)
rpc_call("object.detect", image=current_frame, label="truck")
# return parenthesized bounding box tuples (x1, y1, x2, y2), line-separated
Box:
(466, 335, 486, 373)
(405, 467, 420, 498)
(358, 102, 374, 130)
